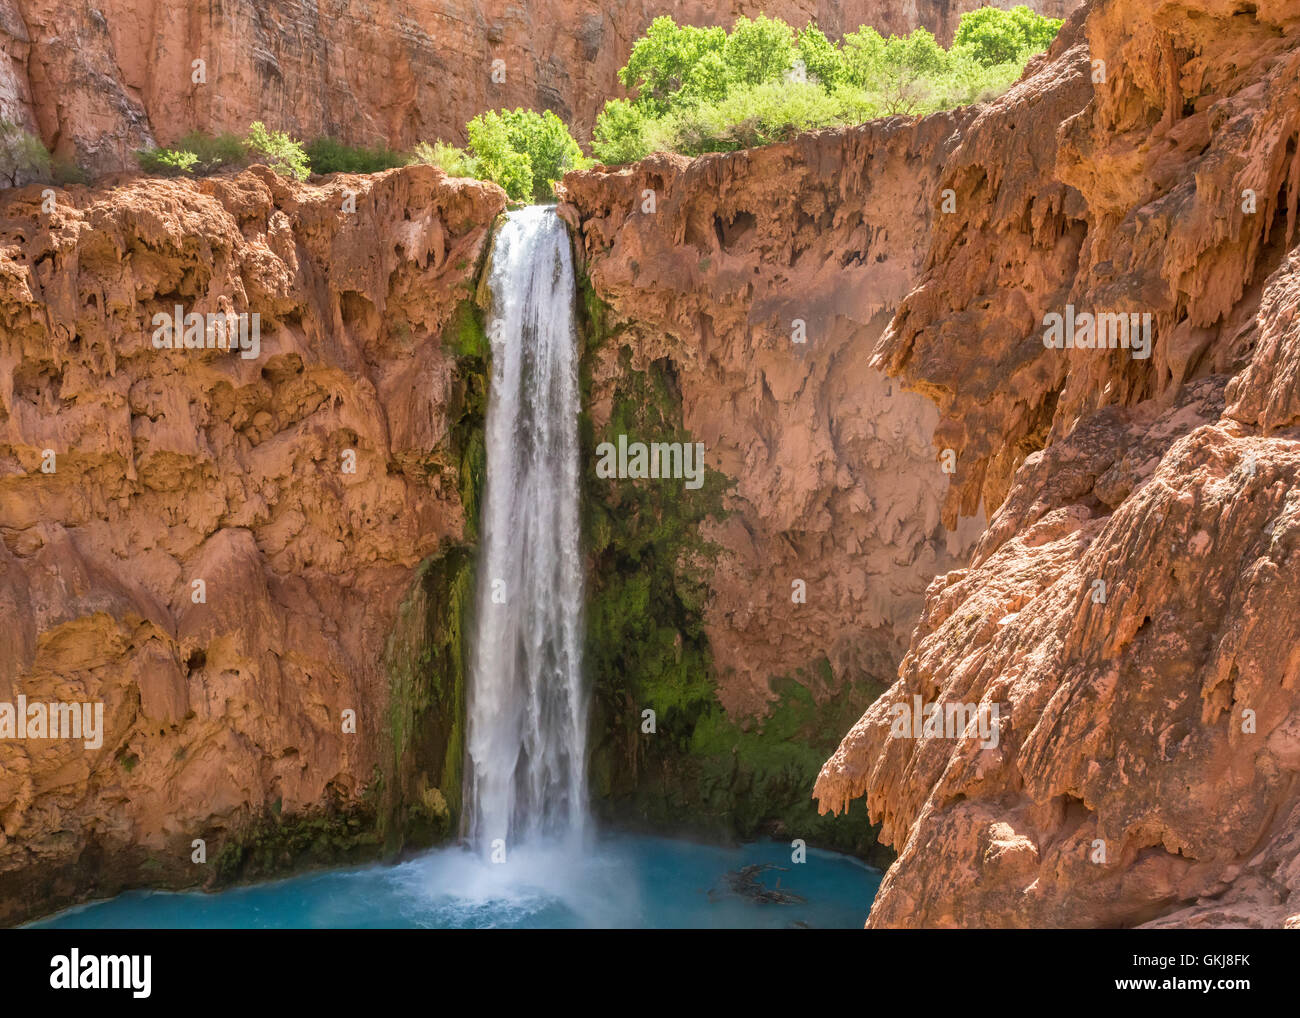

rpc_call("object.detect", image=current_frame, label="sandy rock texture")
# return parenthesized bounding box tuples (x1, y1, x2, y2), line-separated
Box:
(561, 117, 984, 718)
(815, 0, 1300, 927)
(0, 163, 504, 924)
(0, 0, 1078, 176)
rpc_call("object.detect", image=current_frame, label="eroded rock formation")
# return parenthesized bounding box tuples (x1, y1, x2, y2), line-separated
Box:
(0, 163, 503, 924)
(815, 0, 1300, 927)
(0, 0, 1078, 175)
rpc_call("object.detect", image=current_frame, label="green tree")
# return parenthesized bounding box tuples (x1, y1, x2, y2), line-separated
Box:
(592, 99, 652, 164)
(678, 49, 731, 105)
(619, 17, 727, 115)
(842, 26, 887, 88)
(722, 15, 796, 86)
(795, 25, 845, 90)
(875, 29, 949, 115)
(954, 5, 1063, 67)
(465, 113, 533, 201)
(467, 109, 589, 202)
(593, 11, 1057, 160)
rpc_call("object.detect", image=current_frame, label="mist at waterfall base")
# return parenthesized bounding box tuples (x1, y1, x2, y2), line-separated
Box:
(35, 208, 882, 929)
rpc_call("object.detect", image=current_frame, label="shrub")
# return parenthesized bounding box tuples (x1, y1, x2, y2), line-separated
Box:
(51, 157, 89, 186)
(305, 137, 409, 174)
(648, 80, 853, 155)
(0, 119, 52, 187)
(244, 121, 310, 181)
(173, 131, 246, 174)
(591, 99, 652, 165)
(136, 123, 310, 180)
(466, 109, 590, 202)
(136, 146, 199, 175)
(412, 141, 482, 179)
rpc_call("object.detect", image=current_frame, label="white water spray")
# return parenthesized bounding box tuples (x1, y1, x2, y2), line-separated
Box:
(464, 205, 588, 856)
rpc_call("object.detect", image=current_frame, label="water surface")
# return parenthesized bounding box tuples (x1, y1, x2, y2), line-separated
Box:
(33, 834, 879, 929)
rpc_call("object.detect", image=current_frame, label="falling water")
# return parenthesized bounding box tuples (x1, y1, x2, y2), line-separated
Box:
(463, 205, 588, 856)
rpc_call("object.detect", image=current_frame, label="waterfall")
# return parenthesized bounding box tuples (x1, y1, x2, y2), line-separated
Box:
(463, 204, 588, 856)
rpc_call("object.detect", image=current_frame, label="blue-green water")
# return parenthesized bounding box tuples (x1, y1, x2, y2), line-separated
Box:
(31, 834, 879, 929)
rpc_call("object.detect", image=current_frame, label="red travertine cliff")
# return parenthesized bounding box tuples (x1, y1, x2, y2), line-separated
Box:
(561, 120, 985, 718)
(0, 0, 1078, 175)
(814, 0, 1300, 927)
(0, 164, 503, 923)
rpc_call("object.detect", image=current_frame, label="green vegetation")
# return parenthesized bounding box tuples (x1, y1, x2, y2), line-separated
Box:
(0, 118, 51, 186)
(136, 121, 310, 180)
(135, 146, 199, 176)
(379, 546, 475, 852)
(243, 121, 311, 180)
(212, 804, 382, 885)
(8, 6, 1060, 193)
(954, 4, 1063, 65)
(592, 6, 1063, 161)
(0, 118, 83, 187)
(415, 109, 592, 203)
(304, 137, 408, 174)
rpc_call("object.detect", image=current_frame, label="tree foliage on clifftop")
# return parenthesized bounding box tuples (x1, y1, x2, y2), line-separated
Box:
(416, 109, 593, 203)
(592, 6, 1064, 162)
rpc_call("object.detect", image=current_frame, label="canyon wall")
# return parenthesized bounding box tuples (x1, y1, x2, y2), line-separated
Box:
(814, 0, 1300, 927)
(0, 0, 1079, 176)
(0, 164, 503, 924)
(3, 0, 1290, 932)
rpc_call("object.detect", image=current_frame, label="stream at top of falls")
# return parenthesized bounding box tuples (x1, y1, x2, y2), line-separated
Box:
(30, 206, 882, 929)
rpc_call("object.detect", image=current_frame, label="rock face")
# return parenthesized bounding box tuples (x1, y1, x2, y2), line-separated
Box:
(814, 0, 1300, 928)
(0, 164, 503, 924)
(562, 124, 984, 719)
(0, 0, 1079, 176)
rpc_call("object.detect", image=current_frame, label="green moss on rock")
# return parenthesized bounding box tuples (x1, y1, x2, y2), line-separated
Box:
(212, 802, 383, 886)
